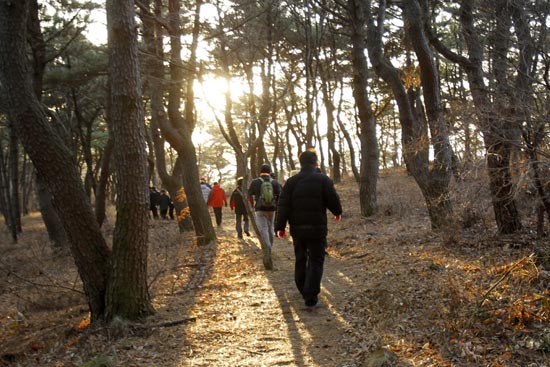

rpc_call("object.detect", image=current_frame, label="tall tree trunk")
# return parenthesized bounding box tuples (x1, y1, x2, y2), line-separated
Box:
(348, 0, 379, 217)
(105, 0, 154, 320)
(0, 137, 16, 242)
(428, 0, 522, 233)
(8, 127, 22, 233)
(27, 0, 69, 245)
(157, 0, 215, 245)
(141, 0, 192, 232)
(95, 132, 114, 228)
(0, 0, 111, 321)
(511, 0, 550, 224)
(366, 0, 453, 229)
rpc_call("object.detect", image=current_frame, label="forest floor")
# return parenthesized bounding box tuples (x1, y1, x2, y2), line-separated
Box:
(1, 168, 550, 367)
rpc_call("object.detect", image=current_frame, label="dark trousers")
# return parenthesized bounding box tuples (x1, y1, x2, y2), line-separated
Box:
(213, 207, 223, 225)
(169, 204, 175, 219)
(150, 205, 158, 218)
(293, 237, 326, 305)
(160, 208, 169, 219)
(235, 212, 249, 238)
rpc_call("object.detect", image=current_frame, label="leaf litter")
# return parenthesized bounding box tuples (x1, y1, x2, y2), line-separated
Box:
(1, 169, 550, 366)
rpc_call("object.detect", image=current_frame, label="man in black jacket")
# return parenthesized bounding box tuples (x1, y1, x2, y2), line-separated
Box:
(275, 150, 342, 308)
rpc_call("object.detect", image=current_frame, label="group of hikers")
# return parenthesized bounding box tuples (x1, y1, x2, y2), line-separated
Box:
(149, 150, 342, 309)
(199, 150, 343, 309)
(148, 187, 175, 220)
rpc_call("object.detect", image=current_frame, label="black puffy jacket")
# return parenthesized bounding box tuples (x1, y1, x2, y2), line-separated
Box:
(275, 165, 342, 239)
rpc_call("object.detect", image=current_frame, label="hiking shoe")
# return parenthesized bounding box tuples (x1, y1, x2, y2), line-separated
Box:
(238, 234, 243, 239)
(305, 298, 320, 308)
(245, 231, 251, 236)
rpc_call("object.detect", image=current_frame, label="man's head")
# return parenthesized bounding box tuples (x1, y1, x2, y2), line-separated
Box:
(200, 177, 206, 183)
(299, 150, 318, 167)
(161, 189, 166, 194)
(260, 164, 271, 174)
(237, 177, 243, 186)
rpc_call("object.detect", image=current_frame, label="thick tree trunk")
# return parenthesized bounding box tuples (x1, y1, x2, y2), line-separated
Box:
(157, 0, 215, 245)
(105, 0, 154, 320)
(461, 0, 521, 233)
(429, 0, 522, 233)
(0, 0, 111, 321)
(366, 0, 453, 229)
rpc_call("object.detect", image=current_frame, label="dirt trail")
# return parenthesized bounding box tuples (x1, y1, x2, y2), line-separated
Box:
(151, 219, 360, 367)
(2, 174, 549, 367)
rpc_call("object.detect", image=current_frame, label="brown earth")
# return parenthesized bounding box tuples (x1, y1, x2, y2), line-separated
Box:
(1, 169, 550, 366)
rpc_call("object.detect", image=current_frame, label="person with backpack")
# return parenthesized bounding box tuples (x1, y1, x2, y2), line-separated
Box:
(230, 177, 253, 239)
(275, 150, 342, 309)
(248, 164, 282, 249)
(207, 182, 227, 226)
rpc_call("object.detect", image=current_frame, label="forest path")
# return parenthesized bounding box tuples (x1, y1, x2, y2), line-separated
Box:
(166, 218, 359, 367)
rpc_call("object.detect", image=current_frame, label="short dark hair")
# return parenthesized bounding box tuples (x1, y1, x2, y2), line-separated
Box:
(299, 150, 318, 166)
(260, 164, 271, 173)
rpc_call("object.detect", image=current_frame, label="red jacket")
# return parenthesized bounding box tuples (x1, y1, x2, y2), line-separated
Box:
(207, 184, 227, 208)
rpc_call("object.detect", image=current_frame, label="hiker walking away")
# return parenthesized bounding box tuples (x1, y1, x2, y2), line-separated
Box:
(248, 164, 282, 249)
(207, 182, 227, 226)
(200, 177, 212, 203)
(158, 189, 172, 220)
(275, 150, 342, 309)
(230, 177, 252, 239)
(149, 187, 160, 219)
(168, 200, 175, 220)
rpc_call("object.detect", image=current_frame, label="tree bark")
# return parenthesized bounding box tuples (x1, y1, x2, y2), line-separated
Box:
(428, 0, 522, 233)
(105, 0, 154, 320)
(0, 0, 111, 321)
(141, 0, 192, 232)
(348, 0, 379, 217)
(365, 0, 453, 229)
(27, 0, 70, 245)
(158, 0, 215, 245)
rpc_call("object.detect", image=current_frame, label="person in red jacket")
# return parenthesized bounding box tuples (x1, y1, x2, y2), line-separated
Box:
(207, 182, 227, 226)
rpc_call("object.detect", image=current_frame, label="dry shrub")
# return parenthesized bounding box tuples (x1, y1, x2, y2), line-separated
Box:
(377, 168, 424, 219)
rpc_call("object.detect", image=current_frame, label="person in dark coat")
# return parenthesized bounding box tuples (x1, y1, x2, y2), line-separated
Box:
(275, 150, 342, 309)
(158, 189, 172, 220)
(149, 187, 160, 219)
(230, 177, 253, 239)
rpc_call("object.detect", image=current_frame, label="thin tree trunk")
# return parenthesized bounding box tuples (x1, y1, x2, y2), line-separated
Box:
(8, 127, 22, 233)
(27, 0, 69, 244)
(95, 132, 114, 227)
(348, 0, 379, 217)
